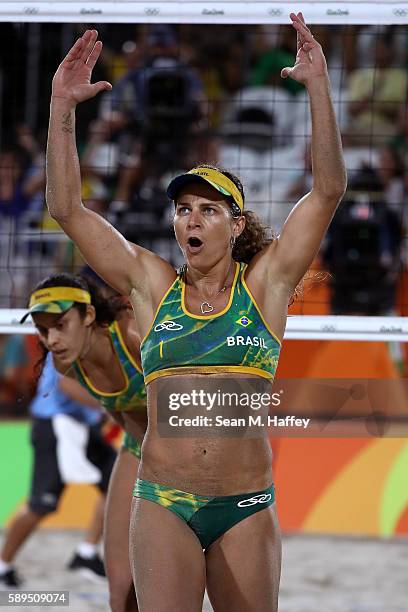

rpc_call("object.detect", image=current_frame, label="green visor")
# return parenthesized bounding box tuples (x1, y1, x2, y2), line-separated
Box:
(19, 300, 75, 324)
(167, 167, 244, 214)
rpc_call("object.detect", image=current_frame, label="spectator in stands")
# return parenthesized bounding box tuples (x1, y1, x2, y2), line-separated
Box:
(249, 25, 304, 95)
(0, 354, 115, 586)
(79, 39, 144, 206)
(98, 25, 206, 207)
(194, 35, 246, 129)
(0, 149, 31, 225)
(346, 32, 408, 145)
(0, 123, 47, 230)
(323, 166, 403, 315)
(390, 102, 408, 163)
(15, 124, 46, 222)
(376, 146, 405, 215)
(100, 38, 142, 86)
(0, 334, 29, 413)
(218, 37, 248, 97)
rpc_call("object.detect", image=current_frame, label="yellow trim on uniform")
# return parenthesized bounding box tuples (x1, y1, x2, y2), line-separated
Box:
(29, 287, 91, 307)
(139, 275, 179, 349)
(144, 365, 274, 385)
(241, 266, 282, 347)
(187, 168, 244, 213)
(76, 340, 130, 398)
(113, 320, 143, 374)
(181, 262, 239, 320)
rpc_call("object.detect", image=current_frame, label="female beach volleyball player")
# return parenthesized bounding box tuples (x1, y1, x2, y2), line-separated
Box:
(0, 354, 112, 587)
(46, 13, 346, 611)
(21, 274, 146, 612)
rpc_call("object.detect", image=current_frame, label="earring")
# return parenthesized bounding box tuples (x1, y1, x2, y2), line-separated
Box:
(230, 236, 236, 248)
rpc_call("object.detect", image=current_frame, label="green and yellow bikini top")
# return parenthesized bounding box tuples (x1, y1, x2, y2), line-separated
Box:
(72, 320, 147, 412)
(140, 262, 281, 385)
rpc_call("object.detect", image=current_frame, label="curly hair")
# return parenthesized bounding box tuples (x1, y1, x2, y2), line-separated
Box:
(232, 210, 274, 263)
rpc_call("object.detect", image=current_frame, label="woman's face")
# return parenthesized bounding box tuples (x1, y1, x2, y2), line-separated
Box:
(32, 307, 93, 366)
(173, 182, 244, 269)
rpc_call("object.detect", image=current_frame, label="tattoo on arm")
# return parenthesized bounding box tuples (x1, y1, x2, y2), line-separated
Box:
(61, 112, 73, 134)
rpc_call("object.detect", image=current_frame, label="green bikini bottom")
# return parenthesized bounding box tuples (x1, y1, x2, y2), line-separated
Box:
(133, 478, 275, 549)
(122, 432, 142, 459)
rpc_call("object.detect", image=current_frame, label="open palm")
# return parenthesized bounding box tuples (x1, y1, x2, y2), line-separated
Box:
(52, 30, 112, 105)
(281, 13, 328, 85)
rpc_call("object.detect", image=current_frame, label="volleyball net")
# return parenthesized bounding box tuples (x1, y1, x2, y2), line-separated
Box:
(0, 4, 407, 340)
(0, 8, 407, 543)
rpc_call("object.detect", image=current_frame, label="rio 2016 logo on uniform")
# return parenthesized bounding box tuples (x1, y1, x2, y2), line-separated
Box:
(237, 493, 272, 507)
(154, 321, 183, 332)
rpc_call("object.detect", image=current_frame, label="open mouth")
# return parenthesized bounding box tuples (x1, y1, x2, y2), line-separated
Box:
(187, 236, 204, 253)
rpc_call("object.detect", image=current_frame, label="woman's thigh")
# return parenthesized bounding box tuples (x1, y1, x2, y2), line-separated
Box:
(104, 450, 138, 588)
(130, 497, 206, 612)
(205, 503, 281, 612)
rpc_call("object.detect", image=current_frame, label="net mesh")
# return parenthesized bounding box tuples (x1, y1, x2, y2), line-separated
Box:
(1, 22, 407, 311)
(1, 20, 408, 408)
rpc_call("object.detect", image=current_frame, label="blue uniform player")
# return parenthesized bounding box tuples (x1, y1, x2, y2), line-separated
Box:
(0, 353, 116, 586)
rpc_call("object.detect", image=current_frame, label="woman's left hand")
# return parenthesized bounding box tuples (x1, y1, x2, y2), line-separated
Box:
(281, 13, 328, 86)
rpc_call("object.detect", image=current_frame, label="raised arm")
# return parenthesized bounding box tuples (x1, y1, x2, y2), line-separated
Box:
(265, 14, 347, 292)
(47, 30, 173, 298)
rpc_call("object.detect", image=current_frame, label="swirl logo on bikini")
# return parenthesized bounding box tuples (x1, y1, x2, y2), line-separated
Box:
(154, 321, 183, 332)
(237, 493, 272, 507)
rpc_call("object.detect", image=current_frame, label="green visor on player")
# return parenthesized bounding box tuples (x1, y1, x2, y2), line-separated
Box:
(19, 287, 91, 323)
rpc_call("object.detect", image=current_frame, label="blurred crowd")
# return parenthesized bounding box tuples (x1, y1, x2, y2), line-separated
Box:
(0, 23, 408, 392)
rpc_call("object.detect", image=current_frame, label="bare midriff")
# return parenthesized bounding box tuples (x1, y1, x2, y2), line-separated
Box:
(138, 373, 274, 496)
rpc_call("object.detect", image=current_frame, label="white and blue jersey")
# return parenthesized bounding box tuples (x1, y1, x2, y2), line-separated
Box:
(30, 354, 101, 426)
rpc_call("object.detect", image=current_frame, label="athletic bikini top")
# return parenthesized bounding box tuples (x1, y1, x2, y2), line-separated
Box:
(72, 320, 147, 412)
(140, 262, 281, 385)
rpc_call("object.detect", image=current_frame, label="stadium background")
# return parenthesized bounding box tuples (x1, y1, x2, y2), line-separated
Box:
(1, 10, 408, 543)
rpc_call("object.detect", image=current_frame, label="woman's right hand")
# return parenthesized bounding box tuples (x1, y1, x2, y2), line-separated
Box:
(51, 29, 112, 107)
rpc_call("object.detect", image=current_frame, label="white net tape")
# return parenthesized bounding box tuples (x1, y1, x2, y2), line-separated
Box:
(2, 311, 408, 341)
(1, 1, 408, 24)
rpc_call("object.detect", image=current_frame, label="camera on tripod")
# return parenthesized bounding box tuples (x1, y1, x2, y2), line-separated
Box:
(323, 167, 403, 315)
